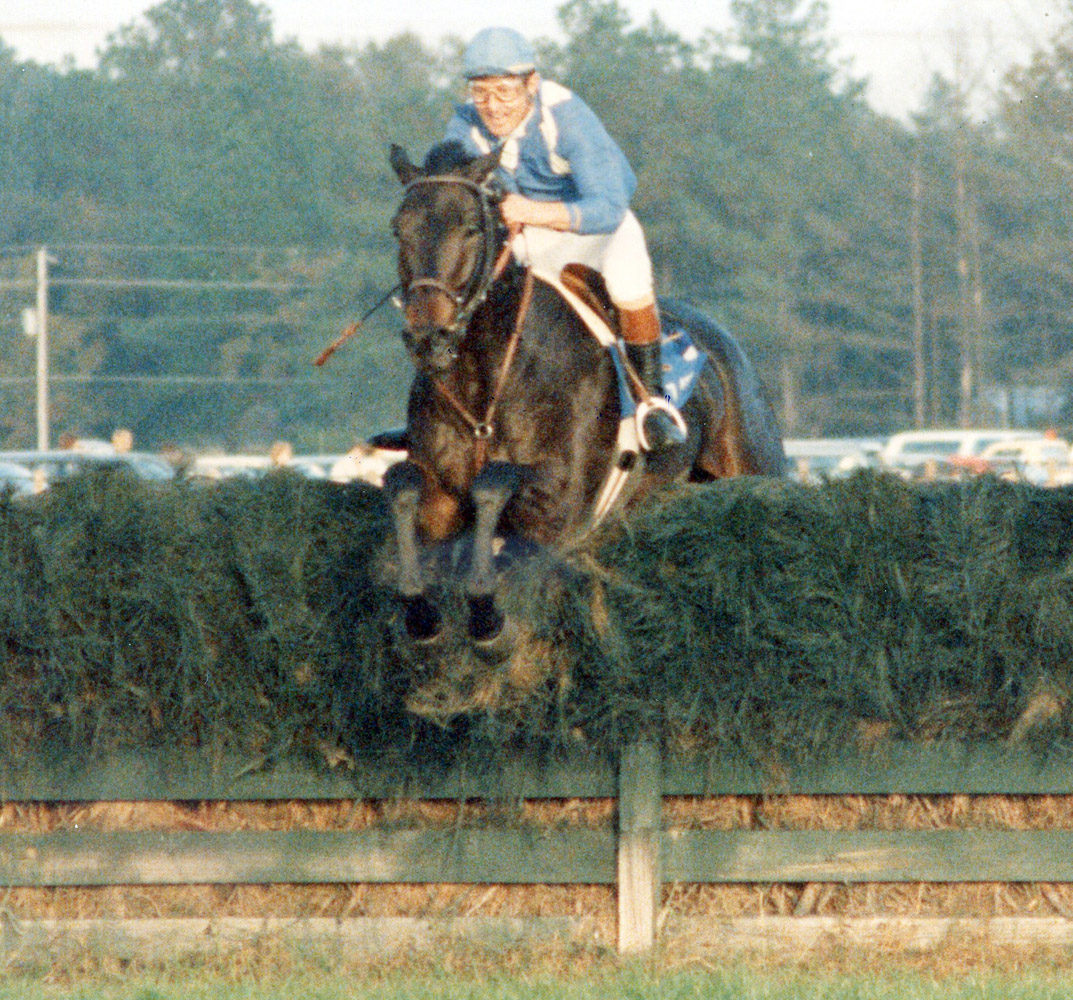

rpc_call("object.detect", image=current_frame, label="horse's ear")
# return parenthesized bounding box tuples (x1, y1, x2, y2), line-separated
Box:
(462, 148, 502, 185)
(390, 144, 420, 185)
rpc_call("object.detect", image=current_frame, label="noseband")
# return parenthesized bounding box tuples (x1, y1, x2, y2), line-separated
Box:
(398, 175, 510, 333)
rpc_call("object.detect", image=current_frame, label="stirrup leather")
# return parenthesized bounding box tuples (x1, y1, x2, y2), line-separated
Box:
(634, 396, 688, 452)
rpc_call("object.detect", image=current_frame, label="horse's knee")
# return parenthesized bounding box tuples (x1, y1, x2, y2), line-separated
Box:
(470, 461, 526, 512)
(384, 462, 461, 540)
(383, 461, 423, 510)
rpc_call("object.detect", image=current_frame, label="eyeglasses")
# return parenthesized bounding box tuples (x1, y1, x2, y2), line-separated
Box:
(468, 81, 530, 107)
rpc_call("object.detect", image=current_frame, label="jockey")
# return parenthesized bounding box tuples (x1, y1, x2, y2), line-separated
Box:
(444, 26, 687, 453)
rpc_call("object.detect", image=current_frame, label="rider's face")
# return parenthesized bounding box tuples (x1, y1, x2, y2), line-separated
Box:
(468, 73, 537, 138)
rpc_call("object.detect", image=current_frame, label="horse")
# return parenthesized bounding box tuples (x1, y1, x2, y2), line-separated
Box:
(383, 141, 785, 649)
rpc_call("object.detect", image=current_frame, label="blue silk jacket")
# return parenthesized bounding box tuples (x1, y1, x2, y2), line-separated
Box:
(444, 79, 637, 235)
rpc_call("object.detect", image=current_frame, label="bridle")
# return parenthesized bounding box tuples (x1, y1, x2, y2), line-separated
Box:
(398, 174, 514, 333)
(395, 172, 533, 472)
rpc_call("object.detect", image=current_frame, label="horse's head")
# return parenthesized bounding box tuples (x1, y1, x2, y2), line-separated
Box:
(390, 142, 505, 373)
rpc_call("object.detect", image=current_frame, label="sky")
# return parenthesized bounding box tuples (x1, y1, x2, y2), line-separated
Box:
(0, 0, 1067, 119)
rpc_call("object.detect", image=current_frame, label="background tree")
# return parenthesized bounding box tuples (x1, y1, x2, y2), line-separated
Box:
(1, 0, 1072, 449)
(989, 5, 1073, 425)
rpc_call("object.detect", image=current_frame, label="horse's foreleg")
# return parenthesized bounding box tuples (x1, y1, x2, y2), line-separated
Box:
(466, 461, 526, 645)
(382, 461, 442, 643)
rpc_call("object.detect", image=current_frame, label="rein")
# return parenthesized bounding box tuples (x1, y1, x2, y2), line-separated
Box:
(433, 267, 534, 472)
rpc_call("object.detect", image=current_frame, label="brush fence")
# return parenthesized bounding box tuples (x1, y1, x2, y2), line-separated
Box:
(4, 740, 1073, 958)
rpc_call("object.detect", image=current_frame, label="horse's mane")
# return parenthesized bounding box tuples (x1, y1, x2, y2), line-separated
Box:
(422, 140, 474, 175)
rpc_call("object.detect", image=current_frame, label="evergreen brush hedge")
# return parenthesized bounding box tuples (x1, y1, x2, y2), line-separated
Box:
(1, 467, 1073, 775)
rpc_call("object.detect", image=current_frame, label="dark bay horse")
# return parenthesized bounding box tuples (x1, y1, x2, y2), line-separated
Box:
(383, 141, 784, 647)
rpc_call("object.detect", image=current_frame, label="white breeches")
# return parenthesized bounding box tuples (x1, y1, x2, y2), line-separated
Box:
(511, 211, 656, 310)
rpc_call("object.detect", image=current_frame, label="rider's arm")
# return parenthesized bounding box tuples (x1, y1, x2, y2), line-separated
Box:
(499, 194, 570, 231)
(496, 95, 634, 235)
(550, 92, 637, 235)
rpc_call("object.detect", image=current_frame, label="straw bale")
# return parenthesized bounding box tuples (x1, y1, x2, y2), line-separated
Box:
(0, 796, 620, 928)
(661, 881, 1073, 920)
(5, 793, 1073, 925)
(662, 794, 1073, 831)
(15, 879, 1071, 924)
(0, 884, 617, 938)
(658, 792, 1073, 920)
(0, 797, 616, 833)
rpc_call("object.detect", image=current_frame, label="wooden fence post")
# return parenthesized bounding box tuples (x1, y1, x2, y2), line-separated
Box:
(617, 739, 662, 954)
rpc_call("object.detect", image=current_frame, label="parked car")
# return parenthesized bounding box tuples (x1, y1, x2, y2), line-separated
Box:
(879, 429, 1044, 479)
(0, 460, 36, 497)
(0, 450, 176, 489)
(783, 438, 885, 483)
(976, 436, 1073, 486)
(288, 454, 346, 480)
(187, 454, 273, 482)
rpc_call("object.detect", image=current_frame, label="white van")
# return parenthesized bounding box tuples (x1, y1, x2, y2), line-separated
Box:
(880, 429, 1044, 477)
(978, 436, 1073, 486)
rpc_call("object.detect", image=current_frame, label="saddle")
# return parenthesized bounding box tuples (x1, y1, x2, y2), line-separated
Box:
(558, 263, 619, 339)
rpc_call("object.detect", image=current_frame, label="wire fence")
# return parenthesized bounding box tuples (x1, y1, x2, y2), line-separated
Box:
(0, 244, 410, 453)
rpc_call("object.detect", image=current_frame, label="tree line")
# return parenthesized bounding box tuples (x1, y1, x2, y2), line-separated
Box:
(1, 0, 1072, 451)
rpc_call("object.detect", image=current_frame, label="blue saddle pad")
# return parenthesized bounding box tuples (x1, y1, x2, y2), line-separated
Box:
(613, 326, 707, 419)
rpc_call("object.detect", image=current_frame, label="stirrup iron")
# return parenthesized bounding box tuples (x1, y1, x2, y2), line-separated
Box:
(634, 397, 688, 452)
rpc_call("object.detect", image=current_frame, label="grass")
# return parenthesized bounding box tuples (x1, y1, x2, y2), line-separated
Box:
(5, 950, 1073, 1000)
(3, 971, 1073, 1000)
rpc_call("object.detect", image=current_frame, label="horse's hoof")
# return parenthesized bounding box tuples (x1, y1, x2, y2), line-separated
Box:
(403, 596, 443, 644)
(468, 594, 517, 660)
(467, 592, 515, 659)
(471, 618, 518, 661)
(467, 593, 502, 642)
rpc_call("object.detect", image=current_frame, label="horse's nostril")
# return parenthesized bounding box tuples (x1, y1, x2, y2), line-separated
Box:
(401, 326, 456, 369)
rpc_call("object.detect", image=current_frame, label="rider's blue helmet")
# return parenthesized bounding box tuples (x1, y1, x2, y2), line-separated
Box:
(462, 27, 537, 79)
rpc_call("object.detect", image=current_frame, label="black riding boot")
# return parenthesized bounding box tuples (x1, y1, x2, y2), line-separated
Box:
(625, 340, 687, 453)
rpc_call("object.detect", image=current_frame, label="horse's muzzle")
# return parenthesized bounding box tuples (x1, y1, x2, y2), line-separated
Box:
(402, 326, 459, 372)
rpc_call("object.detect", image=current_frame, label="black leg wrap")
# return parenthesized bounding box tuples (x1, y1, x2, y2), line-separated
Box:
(467, 593, 504, 644)
(403, 595, 442, 644)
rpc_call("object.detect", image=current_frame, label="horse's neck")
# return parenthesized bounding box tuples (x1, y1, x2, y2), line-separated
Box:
(463, 271, 528, 372)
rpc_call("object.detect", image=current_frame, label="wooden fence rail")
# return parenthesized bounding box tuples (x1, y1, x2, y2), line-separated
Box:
(5, 740, 1073, 800)
(3, 740, 1073, 956)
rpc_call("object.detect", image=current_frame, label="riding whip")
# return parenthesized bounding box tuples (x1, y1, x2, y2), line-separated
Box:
(313, 283, 401, 367)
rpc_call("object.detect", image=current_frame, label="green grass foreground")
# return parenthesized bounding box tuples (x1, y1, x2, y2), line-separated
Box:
(5, 964, 1073, 1000)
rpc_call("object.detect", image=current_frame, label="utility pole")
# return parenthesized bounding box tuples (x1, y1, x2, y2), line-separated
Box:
(910, 155, 926, 429)
(35, 247, 50, 451)
(947, 28, 993, 430)
(953, 135, 977, 428)
(777, 294, 799, 435)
